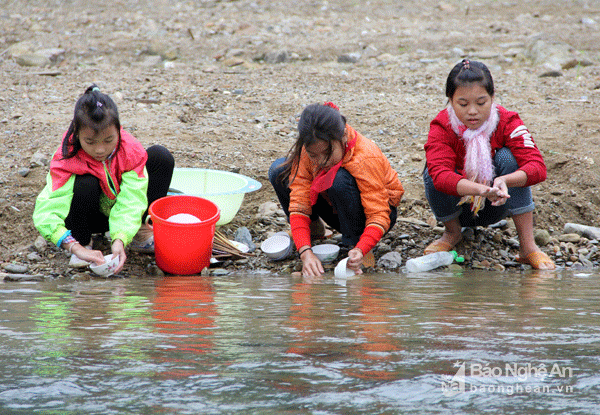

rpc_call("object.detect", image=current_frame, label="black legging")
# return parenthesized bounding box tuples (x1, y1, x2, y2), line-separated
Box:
(64, 145, 174, 245)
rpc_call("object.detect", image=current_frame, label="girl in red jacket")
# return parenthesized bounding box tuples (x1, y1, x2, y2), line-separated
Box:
(423, 60, 555, 269)
(33, 85, 174, 274)
(269, 103, 404, 277)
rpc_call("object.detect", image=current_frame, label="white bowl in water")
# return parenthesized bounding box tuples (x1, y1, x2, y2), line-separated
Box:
(334, 257, 356, 279)
(261, 234, 293, 261)
(90, 254, 119, 277)
(312, 244, 340, 263)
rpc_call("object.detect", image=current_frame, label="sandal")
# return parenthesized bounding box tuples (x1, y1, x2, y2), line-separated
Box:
(424, 237, 461, 256)
(516, 251, 556, 270)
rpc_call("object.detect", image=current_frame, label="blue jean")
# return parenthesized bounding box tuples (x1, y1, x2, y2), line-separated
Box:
(423, 147, 535, 227)
(268, 157, 397, 247)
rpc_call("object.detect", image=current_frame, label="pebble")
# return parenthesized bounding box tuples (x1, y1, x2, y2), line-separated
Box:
(559, 233, 581, 243)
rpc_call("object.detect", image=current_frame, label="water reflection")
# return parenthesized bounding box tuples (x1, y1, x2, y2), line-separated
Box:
(0, 269, 599, 413)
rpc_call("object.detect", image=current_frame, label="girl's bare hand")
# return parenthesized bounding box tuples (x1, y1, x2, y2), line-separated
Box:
(71, 244, 105, 266)
(346, 248, 364, 274)
(111, 239, 126, 273)
(301, 249, 324, 277)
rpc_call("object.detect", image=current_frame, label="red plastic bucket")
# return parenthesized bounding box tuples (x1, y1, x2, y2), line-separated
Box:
(148, 195, 220, 275)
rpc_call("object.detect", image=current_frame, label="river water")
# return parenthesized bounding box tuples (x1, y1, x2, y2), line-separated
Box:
(1, 268, 599, 414)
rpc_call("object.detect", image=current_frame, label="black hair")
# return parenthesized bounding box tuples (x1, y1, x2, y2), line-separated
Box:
(279, 103, 346, 180)
(61, 84, 121, 159)
(445, 59, 494, 99)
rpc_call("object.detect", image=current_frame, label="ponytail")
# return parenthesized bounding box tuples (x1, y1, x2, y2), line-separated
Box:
(61, 84, 121, 159)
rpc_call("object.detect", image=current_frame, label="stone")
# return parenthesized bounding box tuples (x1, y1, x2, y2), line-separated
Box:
(559, 233, 581, 243)
(3, 263, 29, 274)
(563, 223, 600, 240)
(257, 201, 279, 217)
(377, 252, 403, 269)
(27, 252, 42, 261)
(264, 50, 290, 64)
(534, 229, 551, 246)
(234, 227, 256, 253)
(17, 168, 30, 177)
(338, 52, 361, 63)
(30, 151, 49, 167)
(34, 236, 47, 252)
(16, 54, 51, 67)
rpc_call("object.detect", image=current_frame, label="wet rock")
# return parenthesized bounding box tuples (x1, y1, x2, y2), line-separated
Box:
(2, 273, 44, 282)
(146, 264, 164, 277)
(234, 227, 256, 252)
(3, 263, 29, 274)
(377, 252, 403, 269)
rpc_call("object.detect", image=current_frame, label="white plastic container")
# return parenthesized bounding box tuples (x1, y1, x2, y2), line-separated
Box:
(405, 251, 463, 273)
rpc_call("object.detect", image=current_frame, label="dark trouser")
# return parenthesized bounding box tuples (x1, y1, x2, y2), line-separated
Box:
(422, 147, 535, 227)
(65, 145, 174, 245)
(268, 157, 397, 247)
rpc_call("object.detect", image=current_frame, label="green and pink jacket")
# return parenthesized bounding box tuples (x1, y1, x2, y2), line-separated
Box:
(33, 129, 148, 247)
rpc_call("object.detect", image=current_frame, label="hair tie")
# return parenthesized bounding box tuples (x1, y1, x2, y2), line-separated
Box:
(462, 59, 470, 70)
(92, 86, 100, 92)
(324, 102, 339, 111)
(96, 101, 102, 107)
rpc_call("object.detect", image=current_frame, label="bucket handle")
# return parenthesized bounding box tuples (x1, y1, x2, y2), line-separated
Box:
(145, 215, 153, 230)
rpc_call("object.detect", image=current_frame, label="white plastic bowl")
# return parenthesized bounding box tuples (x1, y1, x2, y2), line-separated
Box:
(168, 168, 262, 226)
(167, 213, 202, 224)
(89, 254, 119, 277)
(261, 233, 293, 261)
(334, 257, 356, 279)
(312, 244, 340, 263)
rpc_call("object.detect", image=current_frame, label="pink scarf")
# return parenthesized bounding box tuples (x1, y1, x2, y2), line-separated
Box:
(447, 103, 499, 215)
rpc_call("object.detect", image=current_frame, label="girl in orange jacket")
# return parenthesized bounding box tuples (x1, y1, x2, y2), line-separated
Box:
(269, 103, 404, 277)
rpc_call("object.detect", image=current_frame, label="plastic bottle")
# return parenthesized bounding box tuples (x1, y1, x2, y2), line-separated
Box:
(405, 250, 464, 273)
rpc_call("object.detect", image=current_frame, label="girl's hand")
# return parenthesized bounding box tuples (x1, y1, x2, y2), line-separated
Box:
(300, 247, 324, 277)
(111, 239, 126, 274)
(346, 248, 364, 274)
(489, 177, 510, 206)
(71, 244, 105, 266)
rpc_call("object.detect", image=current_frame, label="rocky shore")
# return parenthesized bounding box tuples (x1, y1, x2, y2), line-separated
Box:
(1, 0, 600, 279)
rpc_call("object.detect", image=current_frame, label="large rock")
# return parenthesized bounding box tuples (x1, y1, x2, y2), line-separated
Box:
(563, 223, 600, 240)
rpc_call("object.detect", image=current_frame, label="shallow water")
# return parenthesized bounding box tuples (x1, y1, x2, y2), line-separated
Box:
(1, 268, 599, 414)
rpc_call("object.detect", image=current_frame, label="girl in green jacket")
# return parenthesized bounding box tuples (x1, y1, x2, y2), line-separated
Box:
(33, 85, 174, 274)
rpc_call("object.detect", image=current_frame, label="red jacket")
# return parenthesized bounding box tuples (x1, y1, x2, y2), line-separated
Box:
(424, 105, 547, 196)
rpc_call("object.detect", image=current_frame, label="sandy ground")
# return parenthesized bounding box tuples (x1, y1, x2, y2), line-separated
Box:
(1, 0, 600, 275)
